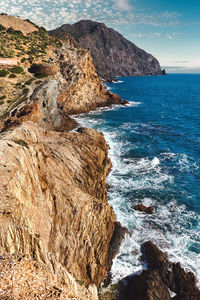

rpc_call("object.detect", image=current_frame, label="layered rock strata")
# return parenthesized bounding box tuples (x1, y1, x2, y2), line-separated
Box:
(0, 15, 128, 299)
(0, 121, 127, 299)
(1, 45, 126, 131)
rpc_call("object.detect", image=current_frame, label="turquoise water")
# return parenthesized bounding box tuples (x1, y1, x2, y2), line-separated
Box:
(75, 74, 200, 284)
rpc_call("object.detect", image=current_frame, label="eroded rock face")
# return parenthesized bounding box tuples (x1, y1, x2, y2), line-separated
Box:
(118, 241, 200, 300)
(2, 41, 126, 132)
(0, 121, 125, 298)
(56, 49, 126, 115)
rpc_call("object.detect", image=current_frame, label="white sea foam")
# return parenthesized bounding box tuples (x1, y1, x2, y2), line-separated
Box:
(103, 129, 200, 286)
(112, 80, 124, 83)
(75, 108, 200, 288)
(161, 152, 199, 172)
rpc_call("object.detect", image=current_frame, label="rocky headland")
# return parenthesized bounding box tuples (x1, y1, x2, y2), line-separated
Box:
(0, 14, 199, 300)
(49, 20, 165, 82)
(0, 14, 127, 299)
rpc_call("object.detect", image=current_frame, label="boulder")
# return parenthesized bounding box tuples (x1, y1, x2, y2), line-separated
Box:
(134, 204, 155, 214)
(118, 241, 200, 300)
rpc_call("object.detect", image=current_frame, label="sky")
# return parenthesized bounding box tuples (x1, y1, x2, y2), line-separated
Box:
(1, 0, 200, 73)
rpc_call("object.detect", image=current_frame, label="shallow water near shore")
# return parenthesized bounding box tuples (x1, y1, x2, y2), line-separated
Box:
(75, 74, 200, 285)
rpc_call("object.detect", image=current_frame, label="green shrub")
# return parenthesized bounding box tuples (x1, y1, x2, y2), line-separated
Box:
(22, 88, 29, 95)
(0, 69, 9, 77)
(25, 78, 34, 85)
(7, 27, 15, 34)
(9, 73, 17, 78)
(13, 139, 28, 148)
(35, 80, 43, 85)
(21, 57, 26, 63)
(28, 57, 33, 64)
(10, 66, 24, 74)
(0, 24, 6, 31)
(13, 30, 24, 36)
(0, 101, 4, 105)
(34, 72, 48, 78)
(7, 100, 12, 103)
(0, 95, 6, 100)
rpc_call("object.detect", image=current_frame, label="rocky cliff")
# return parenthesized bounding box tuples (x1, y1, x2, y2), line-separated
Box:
(0, 15, 127, 299)
(0, 15, 126, 128)
(50, 20, 164, 82)
(0, 122, 127, 299)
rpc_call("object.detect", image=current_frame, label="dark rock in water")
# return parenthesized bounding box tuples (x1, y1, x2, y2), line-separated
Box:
(122, 100, 129, 105)
(119, 270, 171, 300)
(49, 20, 164, 82)
(107, 222, 129, 268)
(142, 241, 200, 299)
(141, 241, 168, 270)
(118, 241, 200, 300)
(134, 204, 155, 214)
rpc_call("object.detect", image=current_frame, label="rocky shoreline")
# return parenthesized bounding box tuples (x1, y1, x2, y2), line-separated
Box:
(0, 14, 199, 300)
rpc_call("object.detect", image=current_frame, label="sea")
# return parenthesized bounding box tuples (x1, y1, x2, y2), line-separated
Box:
(75, 74, 200, 285)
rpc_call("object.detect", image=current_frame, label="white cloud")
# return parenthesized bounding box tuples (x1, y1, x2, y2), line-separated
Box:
(166, 32, 182, 40)
(114, 0, 132, 11)
(131, 32, 161, 38)
(0, 0, 181, 30)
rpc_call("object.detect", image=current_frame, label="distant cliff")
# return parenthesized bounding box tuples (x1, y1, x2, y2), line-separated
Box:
(50, 20, 164, 82)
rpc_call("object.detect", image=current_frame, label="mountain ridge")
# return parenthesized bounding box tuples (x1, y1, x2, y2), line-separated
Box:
(50, 20, 165, 81)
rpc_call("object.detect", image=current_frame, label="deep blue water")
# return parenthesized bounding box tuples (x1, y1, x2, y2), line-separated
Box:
(75, 74, 200, 284)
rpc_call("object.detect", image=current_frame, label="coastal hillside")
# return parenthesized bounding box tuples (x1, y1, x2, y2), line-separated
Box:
(0, 14, 199, 300)
(0, 14, 127, 299)
(0, 14, 125, 131)
(49, 20, 164, 81)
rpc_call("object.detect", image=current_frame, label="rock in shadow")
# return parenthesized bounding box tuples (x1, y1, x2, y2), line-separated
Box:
(117, 241, 200, 300)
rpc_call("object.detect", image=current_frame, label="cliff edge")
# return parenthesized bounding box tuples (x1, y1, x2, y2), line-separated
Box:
(0, 15, 127, 299)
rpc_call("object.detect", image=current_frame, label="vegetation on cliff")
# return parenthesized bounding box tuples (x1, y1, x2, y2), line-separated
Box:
(0, 14, 127, 299)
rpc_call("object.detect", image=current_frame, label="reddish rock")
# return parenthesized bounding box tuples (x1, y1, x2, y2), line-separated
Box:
(134, 204, 155, 214)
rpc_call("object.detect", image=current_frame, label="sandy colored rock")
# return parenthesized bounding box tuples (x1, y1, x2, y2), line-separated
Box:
(0, 58, 18, 68)
(0, 121, 125, 298)
(0, 14, 38, 35)
(0, 15, 128, 299)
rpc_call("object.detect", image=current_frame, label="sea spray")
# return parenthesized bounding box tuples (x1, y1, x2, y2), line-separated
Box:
(74, 74, 200, 286)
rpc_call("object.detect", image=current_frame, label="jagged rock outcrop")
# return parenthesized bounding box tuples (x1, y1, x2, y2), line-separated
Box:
(0, 16, 126, 122)
(50, 20, 164, 82)
(0, 121, 127, 299)
(0, 15, 128, 299)
(118, 241, 200, 300)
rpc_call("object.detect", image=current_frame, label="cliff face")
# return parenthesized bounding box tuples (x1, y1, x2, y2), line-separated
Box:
(0, 122, 123, 298)
(50, 20, 164, 82)
(0, 15, 127, 299)
(0, 16, 125, 129)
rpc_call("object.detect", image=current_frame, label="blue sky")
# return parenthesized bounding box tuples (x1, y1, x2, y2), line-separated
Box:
(1, 0, 200, 73)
